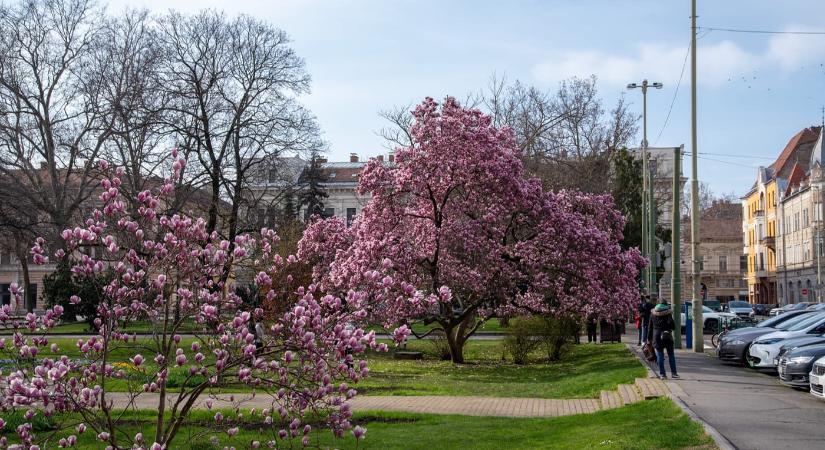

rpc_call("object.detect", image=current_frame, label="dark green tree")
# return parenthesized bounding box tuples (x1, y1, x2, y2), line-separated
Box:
(298, 152, 328, 221)
(42, 260, 112, 330)
(611, 148, 671, 284)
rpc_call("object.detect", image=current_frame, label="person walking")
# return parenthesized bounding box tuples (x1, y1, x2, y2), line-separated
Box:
(638, 295, 654, 346)
(586, 314, 598, 343)
(646, 299, 679, 380)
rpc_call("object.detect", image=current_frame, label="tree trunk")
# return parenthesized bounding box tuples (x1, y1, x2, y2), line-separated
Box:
(20, 256, 32, 313)
(442, 324, 465, 364)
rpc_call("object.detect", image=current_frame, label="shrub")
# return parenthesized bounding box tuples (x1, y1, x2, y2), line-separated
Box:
(428, 329, 453, 361)
(503, 318, 542, 364)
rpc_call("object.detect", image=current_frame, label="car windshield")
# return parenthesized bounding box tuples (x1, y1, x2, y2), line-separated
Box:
(786, 314, 825, 331)
(729, 301, 750, 308)
(775, 313, 817, 330)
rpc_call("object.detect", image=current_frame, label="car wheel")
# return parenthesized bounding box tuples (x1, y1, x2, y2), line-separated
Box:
(744, 345, 755, 367)
(704, 318, 718, 334)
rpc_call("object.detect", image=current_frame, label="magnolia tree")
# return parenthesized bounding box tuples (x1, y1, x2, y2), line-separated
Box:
(299, 97, 644, 363)
(0, 153, 392, 449)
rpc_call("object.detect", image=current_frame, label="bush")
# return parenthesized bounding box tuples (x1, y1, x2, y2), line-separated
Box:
(504, 316, 582, 364)
(428, 329, 453, 361)
(503, 318, 542, 364)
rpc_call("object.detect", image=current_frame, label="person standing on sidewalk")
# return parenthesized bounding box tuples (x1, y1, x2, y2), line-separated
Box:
(646, 299, 679, 380)
(638, 295, 654, 346)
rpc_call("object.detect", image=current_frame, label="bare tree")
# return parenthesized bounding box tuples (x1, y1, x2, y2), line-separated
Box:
(0, 0, 107, 244)
(90, 8, 182, 214)
(157, 10, 322, 247)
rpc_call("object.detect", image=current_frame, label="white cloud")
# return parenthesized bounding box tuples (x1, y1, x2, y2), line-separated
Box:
(532, 41, 759, 88)
(766, 25, 825, 71)
(532, 27, 825, 88)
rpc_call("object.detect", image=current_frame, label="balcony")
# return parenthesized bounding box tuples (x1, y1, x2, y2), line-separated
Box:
(760, 235, 775, 249)
(753, 209, 765, 218)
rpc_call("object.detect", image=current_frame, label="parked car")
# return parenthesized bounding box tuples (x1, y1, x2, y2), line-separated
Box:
(747, 313, 825, 368)
(679, 302, 738, 334)
(770, 302, 816, 316)
(726, 300, 755, 318)
(810, 356, 825, 400)
(704, 299, 722, 312)
(807, 303, 825, 311)
(778, 343, 825, 388)
(774, 334, 825, 364)
(716, 310, 815, 364)
(753, 303, 775, 316)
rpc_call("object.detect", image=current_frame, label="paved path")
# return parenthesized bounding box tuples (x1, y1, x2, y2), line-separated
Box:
(626, 332, 825, 450)
(103, 376, 667, 418)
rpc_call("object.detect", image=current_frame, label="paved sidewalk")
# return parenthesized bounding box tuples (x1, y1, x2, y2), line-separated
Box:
(103, 376, 667, 418)
(627, 332, 825, 450)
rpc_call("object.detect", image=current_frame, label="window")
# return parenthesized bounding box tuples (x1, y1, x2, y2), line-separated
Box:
(803, 209, 809, 228)
(719, 255, 727, 273)
(759, 253, 764, 271)
(267, 169, 278, 183)
(740, 255, 747, 271)
(328, 172, 337, 178)
(795, 213, 800, 231)
(323, 207, 335, 218)
(0, 284, 9, 306)
(0, 253, 10, 265)
(346, 208, 357, 227)
(804, 240, 811, 261)
(27, 283, 36, 311)
(256, 209, 266, 228)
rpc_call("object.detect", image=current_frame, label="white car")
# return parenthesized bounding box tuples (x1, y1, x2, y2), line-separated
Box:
(810, 355, 825, 400)
(679, 304, 738, 333)
(747, 313, 825, 368)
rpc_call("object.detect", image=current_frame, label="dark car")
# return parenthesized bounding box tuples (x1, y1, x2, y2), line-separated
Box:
(778, 343, 825, 388)
(774, 335, 825, 363)
(807, 303, 825, 312)
(716, 310, 815, 364)
(753, 303, 775, 316)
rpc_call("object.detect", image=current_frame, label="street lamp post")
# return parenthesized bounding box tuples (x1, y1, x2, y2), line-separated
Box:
(627, 80, 663, 299)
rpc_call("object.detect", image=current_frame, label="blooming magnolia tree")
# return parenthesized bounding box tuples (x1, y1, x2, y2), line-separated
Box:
(300, 97, 644, 363)
(0, 153, 388, 449)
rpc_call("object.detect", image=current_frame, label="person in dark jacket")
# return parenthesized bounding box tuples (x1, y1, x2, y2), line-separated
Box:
(586, 314, 598, 343)
(646, 300, 679, 379)
(637, 296, 654, 346)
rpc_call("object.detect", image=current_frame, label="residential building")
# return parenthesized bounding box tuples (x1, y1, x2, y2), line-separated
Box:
(680, 202, 748, 304)
(247, 153, 394, 228)
(742, 126, 820, 305)
(777, 127, 825, 304)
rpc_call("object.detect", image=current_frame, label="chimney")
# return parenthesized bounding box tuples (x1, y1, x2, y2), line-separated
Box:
(350, 153, 359, 163)
(388, 151, 395, 163)
(314, 156, 327, 164)
(377, 155, 384, 162)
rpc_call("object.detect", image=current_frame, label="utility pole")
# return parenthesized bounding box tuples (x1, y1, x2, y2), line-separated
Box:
(672, 146, 683, 348)
(690, 0, 704, 352)
(628, 80, 663, 298)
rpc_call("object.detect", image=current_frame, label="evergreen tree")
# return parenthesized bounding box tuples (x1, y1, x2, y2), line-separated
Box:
(298, 151, 328, 221)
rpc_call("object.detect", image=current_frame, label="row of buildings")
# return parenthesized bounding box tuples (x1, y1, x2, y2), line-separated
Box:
(0, 153, 381, 312)
(742, 126, 825, 305)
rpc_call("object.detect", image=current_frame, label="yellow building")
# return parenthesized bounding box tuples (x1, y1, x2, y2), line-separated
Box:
(742, 127, 821, 305)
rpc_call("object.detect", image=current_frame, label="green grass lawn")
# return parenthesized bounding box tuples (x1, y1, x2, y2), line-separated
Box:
(366, 317, 507, 335)
(5, 398, 712, 450)
(0, 337, 645, 397)
(360, 340, 646, 398)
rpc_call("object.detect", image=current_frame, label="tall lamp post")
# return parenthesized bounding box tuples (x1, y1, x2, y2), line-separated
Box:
(628, 80, 663, 298)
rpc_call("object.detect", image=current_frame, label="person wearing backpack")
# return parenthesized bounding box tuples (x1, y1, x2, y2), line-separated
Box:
(646, 299, 679, 380)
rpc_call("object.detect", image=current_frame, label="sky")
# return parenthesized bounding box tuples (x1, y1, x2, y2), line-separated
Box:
(108, 0, 825, 198)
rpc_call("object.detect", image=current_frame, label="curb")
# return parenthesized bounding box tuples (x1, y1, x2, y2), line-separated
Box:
(625, 344, 737, 450)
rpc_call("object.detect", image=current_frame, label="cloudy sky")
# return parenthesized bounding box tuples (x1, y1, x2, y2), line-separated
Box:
(109, 0, 825, 197)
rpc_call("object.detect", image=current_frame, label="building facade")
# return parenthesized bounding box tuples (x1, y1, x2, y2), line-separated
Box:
(742, 126, 820, 305)
(776, 129, 825, 304)
(681, 202, 748, 304)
